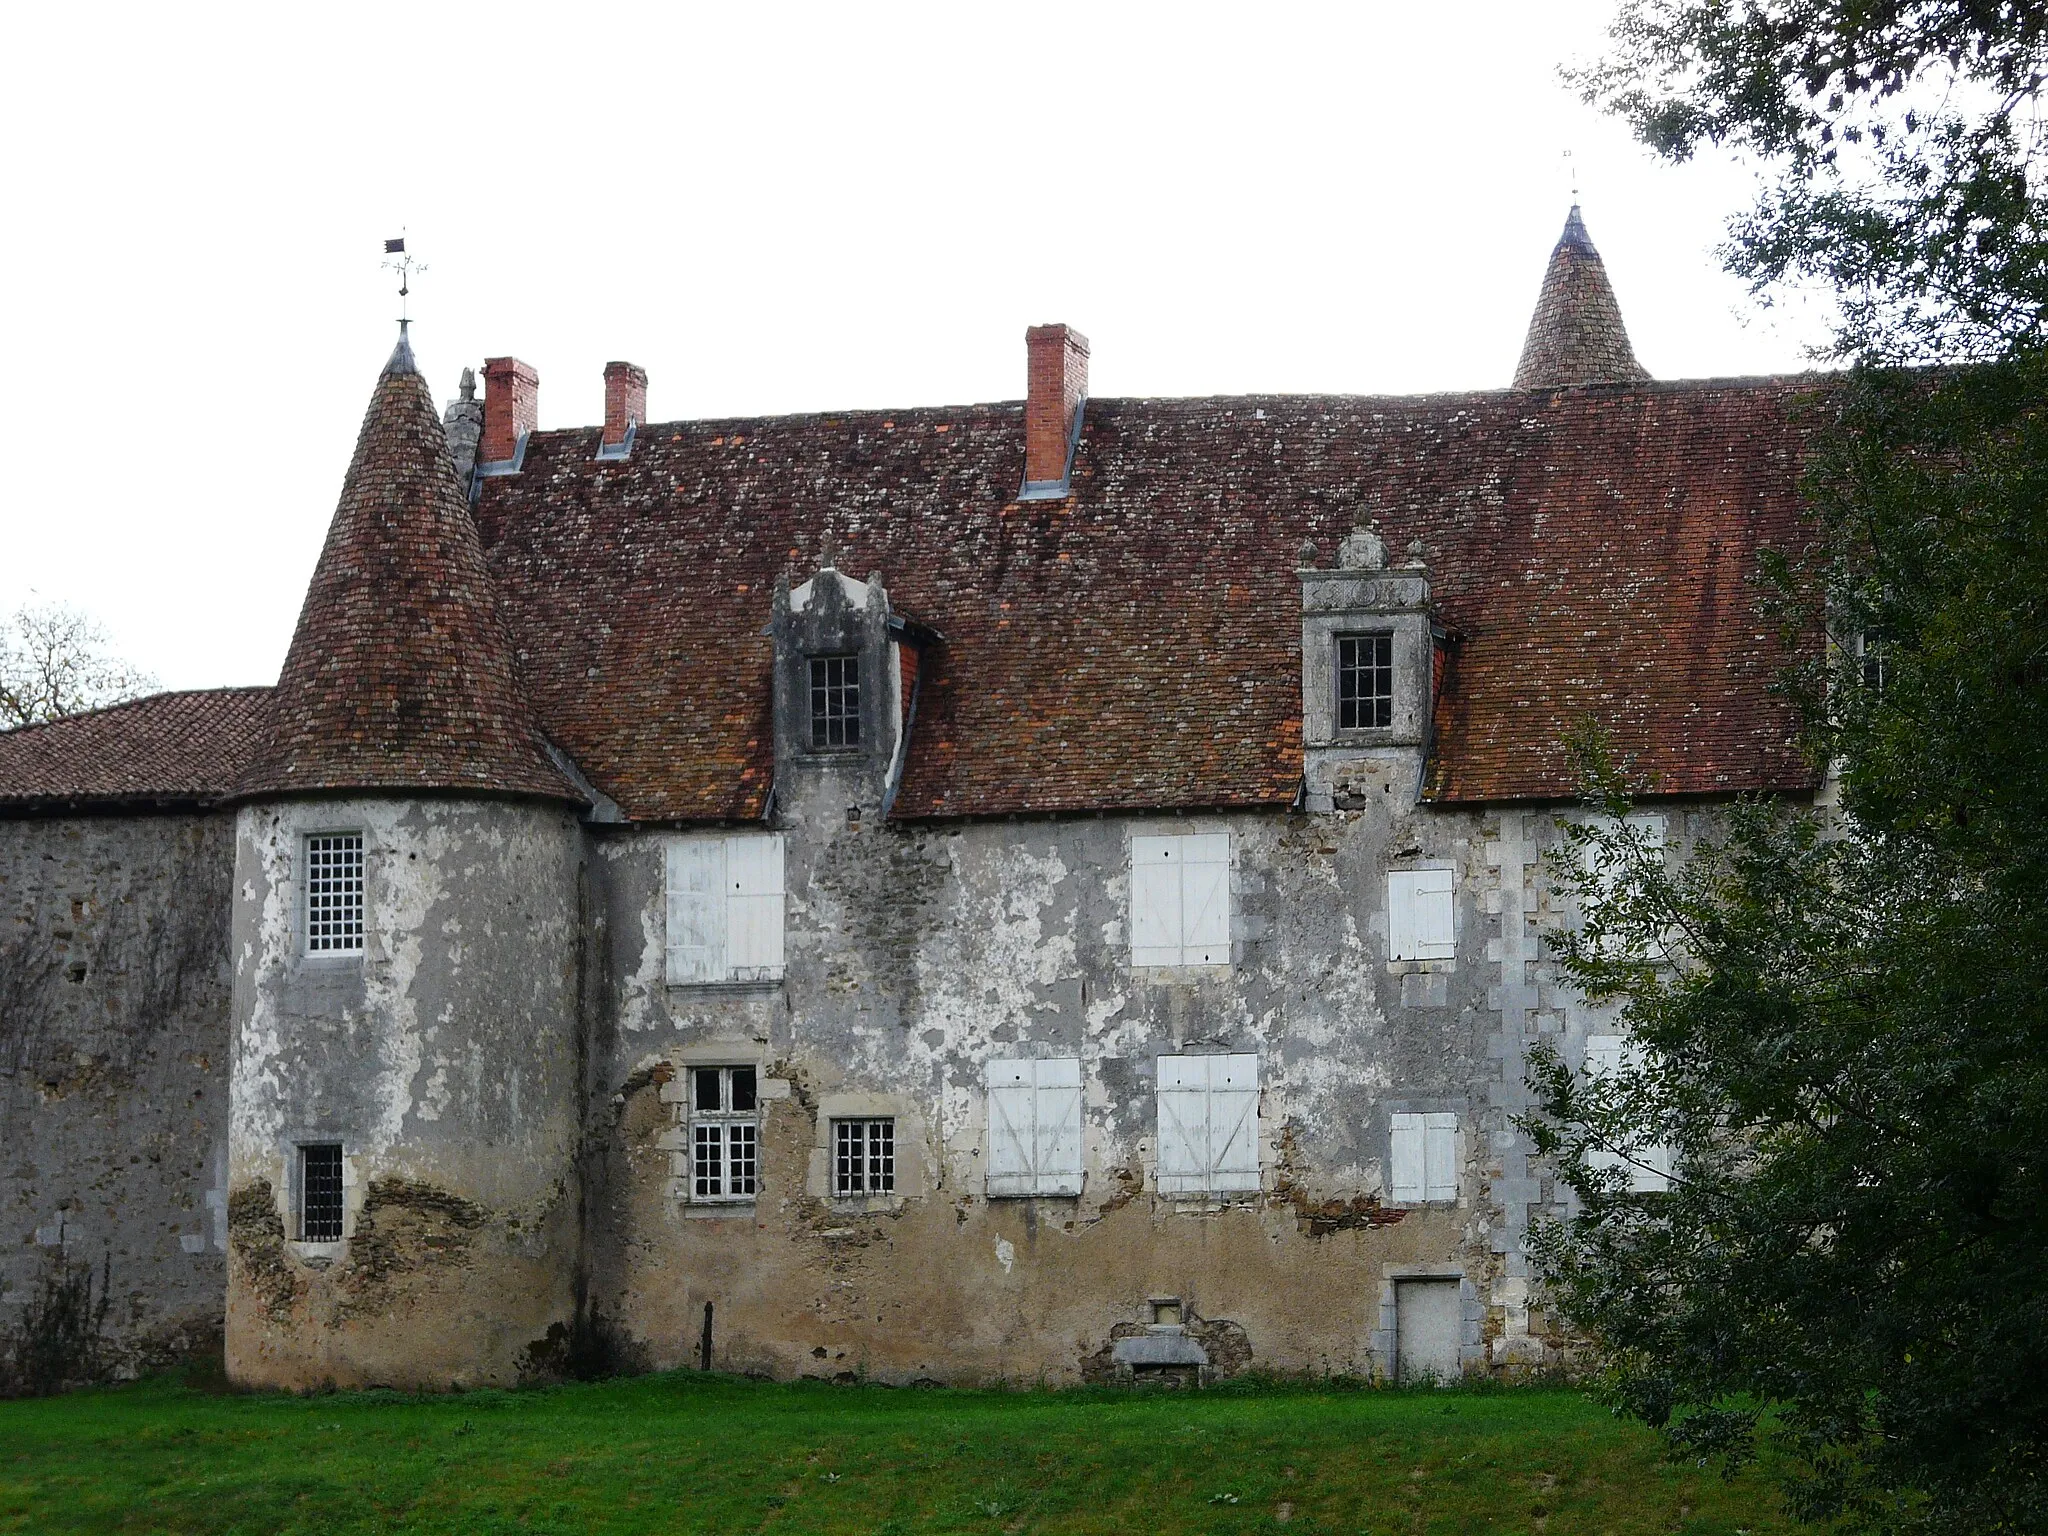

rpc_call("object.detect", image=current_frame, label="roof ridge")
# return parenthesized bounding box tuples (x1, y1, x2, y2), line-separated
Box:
(0, 684, 273, 740)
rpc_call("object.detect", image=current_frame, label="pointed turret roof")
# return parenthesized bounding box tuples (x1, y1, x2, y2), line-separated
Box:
(235, 333, 580, 803)
(1512, 205, 1650, 390)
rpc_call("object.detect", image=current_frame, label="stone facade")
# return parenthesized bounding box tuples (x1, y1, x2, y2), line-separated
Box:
(0, 205, 1818, 1389)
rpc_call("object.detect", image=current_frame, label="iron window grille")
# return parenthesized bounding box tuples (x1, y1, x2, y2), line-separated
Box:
(1857, 632, 1888, 696)
(304, 833, 365, 954)
(1337, 633, 1394, 730)
(688, 1065, 759, 1201)
(832, 1117, 895, 1197)
(809, 654, 860, 749)
(298, 1143, 344, 1241)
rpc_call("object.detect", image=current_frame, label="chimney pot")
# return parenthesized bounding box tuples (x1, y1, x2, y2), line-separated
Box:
(1024, 324, 1089, 489)
(602, 361, 648, 448)
(481, 357, 539, 466)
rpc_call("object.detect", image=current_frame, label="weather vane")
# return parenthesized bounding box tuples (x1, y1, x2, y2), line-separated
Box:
(1563, 149, 1578, 202)
(381, 232, 427, 331)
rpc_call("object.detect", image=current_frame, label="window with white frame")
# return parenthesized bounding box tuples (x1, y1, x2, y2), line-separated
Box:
(304, 833, 364, 955)
(985, 1058, 1083, 1196)
(1129, 833, 1231, 967)
(665, 833, 787, 984)
(1155, 1054, 1260, 1195)
(1583, 1035, 1674, 1193)
(297, 1143, 344, 1240)
(832, 1117, 895, 1197)
(1389, 1112, 1458, 1202)
(809, 654, 861, 748)
(1387, 868, 1454, 961)
(688, 1065, 759, 1202)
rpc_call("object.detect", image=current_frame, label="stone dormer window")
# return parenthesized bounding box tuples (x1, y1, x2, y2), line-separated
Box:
(809, 654, 861, 748)
(1337, 633, 1394, 729)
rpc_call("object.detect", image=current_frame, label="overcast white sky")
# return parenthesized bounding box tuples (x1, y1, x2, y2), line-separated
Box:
(0, 2, 1824, 693)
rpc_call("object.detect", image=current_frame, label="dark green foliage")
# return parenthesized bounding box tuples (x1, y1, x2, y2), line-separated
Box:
(1524, 347, 2048, 1535)
(1537, 5, 2048, 1529)
(1576, 2, 2048, 362)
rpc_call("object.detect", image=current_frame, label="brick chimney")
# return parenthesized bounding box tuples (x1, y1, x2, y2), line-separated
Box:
(1024, 324, 1089, 489)
(602, 361, 648, 448)
(480, 357, 539, 466)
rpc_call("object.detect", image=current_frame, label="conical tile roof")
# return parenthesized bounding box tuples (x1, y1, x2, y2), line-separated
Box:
(1512, 206, 1650, 390)
(235, 333, 581, 803)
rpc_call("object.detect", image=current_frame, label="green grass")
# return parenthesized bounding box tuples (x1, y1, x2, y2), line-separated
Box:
(0, 1372, 1794, 1535)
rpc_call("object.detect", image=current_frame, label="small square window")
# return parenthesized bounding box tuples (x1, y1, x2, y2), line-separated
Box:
(810, 654, 860, 749)
(298, 1143, 344, 1241)
(687, 1066, 759, 1202)
(1337, 633, 1394, 730)
(304, 833, 364, 954)
(832, 1117, 894, 1197)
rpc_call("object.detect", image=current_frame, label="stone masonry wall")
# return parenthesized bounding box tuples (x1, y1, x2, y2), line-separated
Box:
(0, 814, 234, 1379)
(583, 760, 1725, 1385)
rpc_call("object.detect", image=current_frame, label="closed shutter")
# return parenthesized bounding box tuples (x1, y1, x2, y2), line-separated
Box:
(985, 1059, 1037, 1196)
(1130, 836, 1183, 967)
(1033, 1057, 1084, 1196)
(1387, 871, 1418, 961)
(1388, 869, 1455, 961)
(1208, 1054, 1261, 1192)
(1583, 1034, 1673, 1192)
(1412, 869, 1455, 960)
(1389, 1113, 1426, 1201)
(1156, 1055, 1259, 1195)
(665, 838, 725, 983)
(1179, 835, 1231, 965)
(1155, 1056, 1210, 1195)
(725, 833, 786, 979)
(1423, 1112, 1458, 1201)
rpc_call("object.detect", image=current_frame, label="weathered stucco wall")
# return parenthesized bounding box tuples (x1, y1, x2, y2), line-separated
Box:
(582, 758, 1702, 1385)
(225, 797, 586, 1390)
(0, 813, 233, 1376)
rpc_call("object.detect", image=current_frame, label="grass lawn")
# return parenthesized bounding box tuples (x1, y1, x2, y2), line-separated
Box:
(0, 1372, 1794, 1535)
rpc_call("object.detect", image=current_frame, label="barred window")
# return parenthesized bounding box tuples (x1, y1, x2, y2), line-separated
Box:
(1858, 632, 1888, 696)
(832, 1117, 894, 1197)
(689, 1066, 759, 1202)
(809, 654, 860, 749)
(1337, 633, 1394, 730)
(304, 833, 364, 954)
(298, 1143, 344, 1241)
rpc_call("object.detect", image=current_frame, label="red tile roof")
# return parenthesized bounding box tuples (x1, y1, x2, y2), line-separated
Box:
(475, 376, 1825, 821)
(233, 337, 581, 806)
(0, 688, 271, 812)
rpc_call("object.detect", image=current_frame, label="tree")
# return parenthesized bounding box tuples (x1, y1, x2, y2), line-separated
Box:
(1522, 4, 2048, 1531)
(0, 600, 158, 729)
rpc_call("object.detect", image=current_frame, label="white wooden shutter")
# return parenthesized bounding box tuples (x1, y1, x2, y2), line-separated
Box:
(1155, 1056, 1210, 1195)
(1387, 871, 1420, 961)
(724, 833, 785, 979)
(1389, 1113, 1426, 1202)
(1130, 836, 1183, 967)
(1033, 1057, 1084, 1196)
(1423, 1112, 1458, 1201)
(1179, 834, 1231, 965)
(665, 838, 725, 983)
(985, 1059, 1037, 1196)
(1208, 1054, 1261, 1192)
(1411, 869, 1455, 960)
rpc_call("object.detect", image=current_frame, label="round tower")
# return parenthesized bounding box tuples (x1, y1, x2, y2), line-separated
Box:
(223, 330, 588, 1390)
